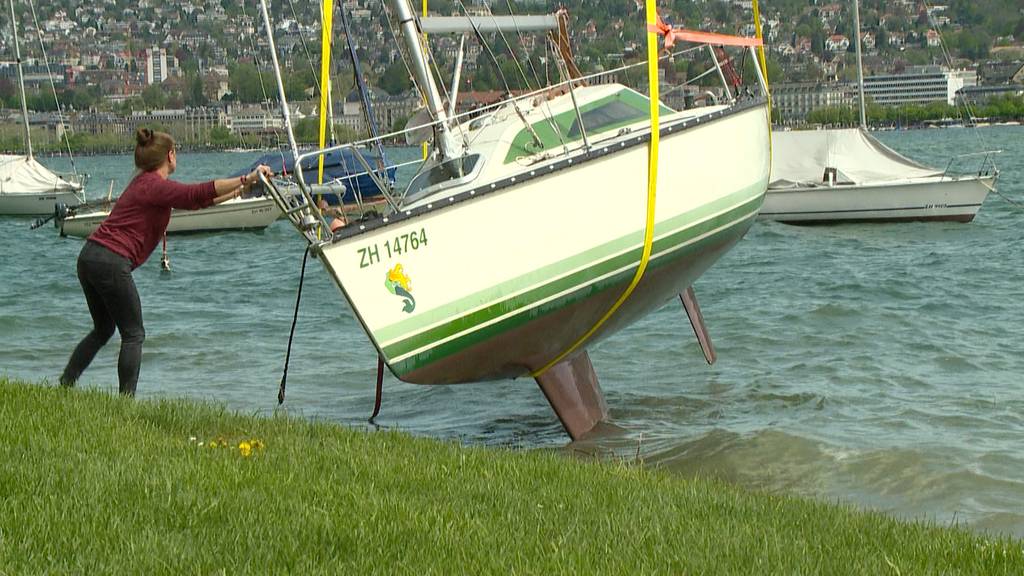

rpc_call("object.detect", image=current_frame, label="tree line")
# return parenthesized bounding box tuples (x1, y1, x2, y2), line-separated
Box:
(805, 95, 1024, 126)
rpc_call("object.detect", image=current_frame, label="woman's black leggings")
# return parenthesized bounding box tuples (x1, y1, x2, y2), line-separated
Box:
(60, 241, 145, 396)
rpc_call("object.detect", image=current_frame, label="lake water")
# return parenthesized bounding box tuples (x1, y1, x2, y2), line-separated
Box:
(2, 126, 1022, 538)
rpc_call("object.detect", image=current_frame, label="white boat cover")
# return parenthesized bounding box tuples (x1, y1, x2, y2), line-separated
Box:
(769, 128, 941, 188)
(0, 154, 81, 195)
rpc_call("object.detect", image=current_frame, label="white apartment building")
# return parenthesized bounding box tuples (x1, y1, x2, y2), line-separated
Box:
(146, 46, 167, 85)
(227, 105, 284, 134)
(863, 66, 977, 106)
(771, 82, 856, 123)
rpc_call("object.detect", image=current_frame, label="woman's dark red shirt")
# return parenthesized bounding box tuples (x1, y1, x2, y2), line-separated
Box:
(88, 171, 216, 268)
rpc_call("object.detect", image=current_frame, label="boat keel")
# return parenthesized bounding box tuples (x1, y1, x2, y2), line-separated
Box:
(680, 286, 716, 365)
(534, 350, 608, 440)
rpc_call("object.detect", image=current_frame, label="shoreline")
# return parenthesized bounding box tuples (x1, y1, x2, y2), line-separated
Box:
(1, 376, 1020, 572)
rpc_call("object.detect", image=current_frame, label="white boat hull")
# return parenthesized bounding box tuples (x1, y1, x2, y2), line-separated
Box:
(0, 190, 83, 216)
(59, 196, 281, 238)
(760, 175, 995, 223)
(318, 103, 770, 383)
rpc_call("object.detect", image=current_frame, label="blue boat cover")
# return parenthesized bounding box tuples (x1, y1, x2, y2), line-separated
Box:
(234, 148, 395, 203)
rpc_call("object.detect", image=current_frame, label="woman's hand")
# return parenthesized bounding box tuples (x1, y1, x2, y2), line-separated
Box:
(212, 165, 274, 205)
(244, 164, 275, 186)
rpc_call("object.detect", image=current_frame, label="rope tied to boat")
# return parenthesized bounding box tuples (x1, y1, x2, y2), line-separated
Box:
(277, 245, 310, 405)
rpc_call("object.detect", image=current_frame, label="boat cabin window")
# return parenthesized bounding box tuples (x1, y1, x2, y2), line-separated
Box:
(404, 154, 484, 204)
(566, 99, 647, 139)
(504, 89, 672, 163)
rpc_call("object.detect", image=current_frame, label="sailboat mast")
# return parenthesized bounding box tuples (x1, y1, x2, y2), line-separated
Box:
(8, 0, 32, 159)
(390, 0, 456, 160)
(853, 0, 867, 129)
(257, 0, 300, 164)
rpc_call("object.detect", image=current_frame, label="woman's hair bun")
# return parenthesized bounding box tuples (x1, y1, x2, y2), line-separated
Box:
(135, 127, 154, 147)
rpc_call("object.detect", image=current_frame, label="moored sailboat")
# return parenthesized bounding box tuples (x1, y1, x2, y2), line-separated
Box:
(56, 195, 281, 238)
(0, 0, 85, 215)
(760, 0, 999, 224)
(258, 0, 772, 439)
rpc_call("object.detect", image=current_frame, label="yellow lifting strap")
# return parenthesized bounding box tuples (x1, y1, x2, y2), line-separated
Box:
(752, 0, 773, 176)
(317, 0, 333, 187)
(531, 0, 661, 377)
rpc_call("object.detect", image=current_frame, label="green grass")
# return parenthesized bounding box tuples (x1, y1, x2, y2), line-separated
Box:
(0, 377, 1021, 574)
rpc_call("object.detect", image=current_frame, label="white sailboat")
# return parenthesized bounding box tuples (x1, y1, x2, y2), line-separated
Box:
(56, 195, 281, 238)
(760, 0, 999, 224)
(0, 0, 85, 215)
(258, 0, 772, 439)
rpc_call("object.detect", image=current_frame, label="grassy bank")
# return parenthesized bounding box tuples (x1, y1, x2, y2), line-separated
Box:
(0, 378, 1020, 574)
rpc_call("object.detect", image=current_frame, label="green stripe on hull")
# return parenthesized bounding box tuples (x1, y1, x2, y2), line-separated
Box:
(375, 180, 766, 344)
(387, 206, 757, 377)
(383, 196, 763, 374)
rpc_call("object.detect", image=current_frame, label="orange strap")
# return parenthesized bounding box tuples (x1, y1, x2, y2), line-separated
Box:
(647, 19, 763, 50)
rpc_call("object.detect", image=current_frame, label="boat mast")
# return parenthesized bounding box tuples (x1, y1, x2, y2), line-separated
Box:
(853, 0, 867, 129)
(390, 0, 456, 161)
(257, 0, 300, 166)
(8, 0, 32, 159)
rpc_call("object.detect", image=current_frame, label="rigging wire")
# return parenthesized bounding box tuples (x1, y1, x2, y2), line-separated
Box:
(24, 0, 76, 173)
(381, 1, 431, 119)
(479, 0, 572, 155)
(920, 0, 993, 165)
(503, 0, 545, 91)
(453, 0, 542, 148)
(482, 3, 535, 92)
(917, 0, 1013, 208)
(240, 0, 294, 172)
(287, 0, 324, 97)
(420, 26, 470, 147)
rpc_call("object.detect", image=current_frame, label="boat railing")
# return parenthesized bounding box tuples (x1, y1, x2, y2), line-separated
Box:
(274, 41, 765, 246)
(259, 173, 329, 245)
(290, 39, 753, 177)
(940, 150, 1002, 181)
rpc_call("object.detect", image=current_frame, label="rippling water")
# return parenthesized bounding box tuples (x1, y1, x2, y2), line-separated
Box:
(2, 126, 1022, 537)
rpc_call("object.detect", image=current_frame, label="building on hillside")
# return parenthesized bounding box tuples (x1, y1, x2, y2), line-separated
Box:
(145, 46, 167, 85)
(339, 88, 421, 135)
(957, 84, 1024, 106)
(0, 63, 67, 88)
(130, 107, 228, 141)
(825, 34, 850, 53)
(863, 66, 977, 106)
(70, 111, 133, 137)
(980, 60, 1024, 85)
(226, 104, 286, 134)
(771, 82, 856, 123)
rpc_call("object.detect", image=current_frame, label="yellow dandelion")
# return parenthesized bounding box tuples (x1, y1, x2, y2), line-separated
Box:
(239, 441, 252, 457)
(251, 439, 264, 450)
(208, 441, 218, 449)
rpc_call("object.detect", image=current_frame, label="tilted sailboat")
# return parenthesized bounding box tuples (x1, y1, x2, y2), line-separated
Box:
(0, 0, 85, 215)
(760, 0, 998, 224)
(257, 0, 772, 439)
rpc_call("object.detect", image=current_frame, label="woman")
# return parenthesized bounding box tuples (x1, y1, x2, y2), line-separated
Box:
(59, 127, 274, 396)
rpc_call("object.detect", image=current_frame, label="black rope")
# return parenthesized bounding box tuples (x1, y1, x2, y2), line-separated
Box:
(278, 245, 310, 404)
(369, 355, 384, 422)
